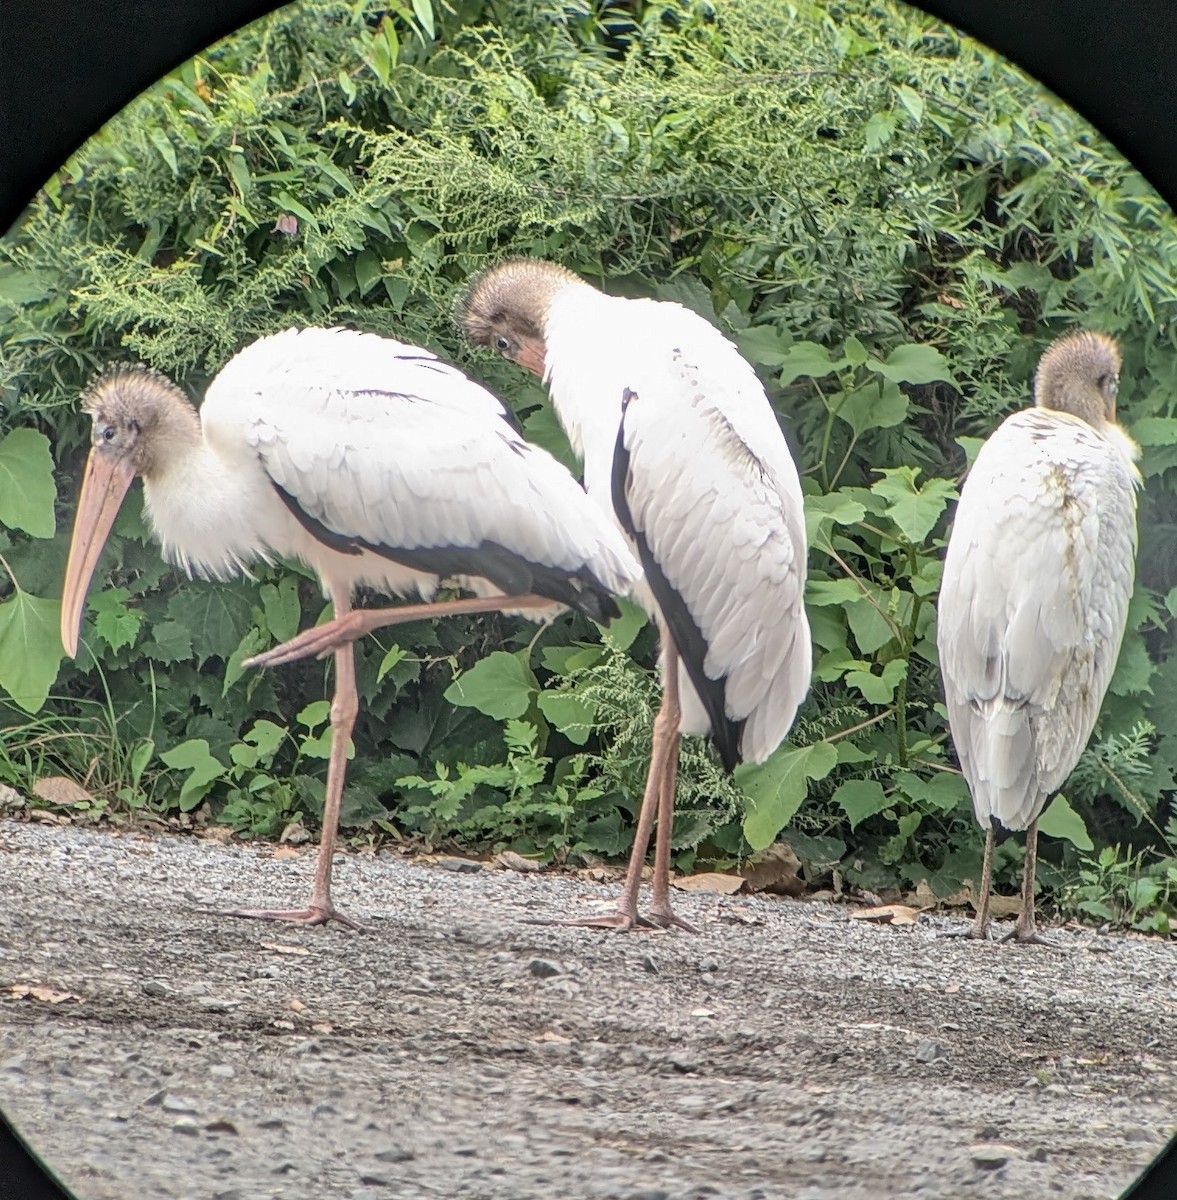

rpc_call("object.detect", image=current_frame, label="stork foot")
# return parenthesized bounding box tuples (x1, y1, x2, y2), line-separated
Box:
(997, 924, 1060, 948)
(939, 924, 991, 941)
(204, 902, 368, 933)
(646, 903, 700, 934)
(244, 614, 363, 669)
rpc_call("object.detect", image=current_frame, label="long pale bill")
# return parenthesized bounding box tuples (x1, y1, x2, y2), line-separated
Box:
(60, 449, 136, 658)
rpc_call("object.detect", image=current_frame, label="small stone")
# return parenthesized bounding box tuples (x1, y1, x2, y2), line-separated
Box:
(915, 1039, 946, 1063)
(360, 1174, 392, 1187)
(971, 1144, 1015, 1170)
(161, 1094, 199, 1114)
(670, 1054, 700, 1073)
(172, 1116, 200, 1136)
(374, 1146, 415, 1163)
(199, 998, 242, 1012)
(977, 1124, 1001, 1141)
(699, 957, 720, 972)
(209, 1065, 234, 1079)
(1029, 1147, 1048, 1163)
(453, 1146, 478, 1157)
(437, 856, 482, 873)
(527, 958, 563, 978)
(291, 1039, 322, 1056)
(142, 980, 172, 998)
(626, 1191, 670, 1200)
(639, 954, 659, 974)
(1043, 1083, 1068, 1095)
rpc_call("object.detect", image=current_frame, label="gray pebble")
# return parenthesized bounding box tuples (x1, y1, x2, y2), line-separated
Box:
(172, 1116, 200, 1135)
(527, 958, 564, 978)
(915, 1039, 946, 1063)
(374, 1146, 415, 1163)
(437, 857, 482, 873)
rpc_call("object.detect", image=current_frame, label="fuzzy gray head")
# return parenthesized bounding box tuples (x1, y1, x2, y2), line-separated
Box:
(457, 258, 582, 367)
(81, 363, 199, 477)
(1033, 330, 1122, 426)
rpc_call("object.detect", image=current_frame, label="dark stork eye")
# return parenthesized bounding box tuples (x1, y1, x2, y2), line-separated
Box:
(495, 335, 512, 353)
(101, 425, 117, 443)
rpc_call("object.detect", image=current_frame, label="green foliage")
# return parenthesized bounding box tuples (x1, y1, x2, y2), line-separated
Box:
(1, 0, 1176, 920)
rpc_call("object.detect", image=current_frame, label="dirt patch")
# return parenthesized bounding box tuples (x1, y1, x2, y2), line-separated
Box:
(0, 818, 1173, 1199)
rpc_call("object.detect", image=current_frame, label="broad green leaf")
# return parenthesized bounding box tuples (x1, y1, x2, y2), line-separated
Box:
(871, 467, 957, 544)
(444, 650, 538, 719)
(778, 341, 842, 385)
(0, 428, 56, 538)
(90, 588, 144, 653)
(892, 770, 970, 813)
(522, 403, 578, 474)
(835, 740, 876, 765)
(0, 264, 55, 306)
(411, 0, 435, 38)
(377, 644, 408, 683)
(260, 576, 301, 643)
(149, 128, 178, 175)
(734, 324, 790, 368)
(846, 658, 907, 704)
(835, 379, 910, 439)
(833, 779, 889, 829)
(141, 620, 193, 663)
(602, 597, 648, 651)
(954, 435, 986, 469)
(160, 739, 226, 811)
(167, 584, 254, 661)
(1130, 416, 1177, 446)
(869, 343, 957, 386)
(223, 625, 267, 694)
(541, 644, 604, 674)
(354, 249, 382, 297)
(297, 700, 331, 732)
(737, 741, 838, 850)
(0, 591, 62, 713)
(864, 111, 896, 150)
(1038, 794, 1094, 851)
(1109, 635, 1153, 697)
(537, 693, 595, 745)
(806, 577, 864, 607)
(846, 595, 896, 655)
(843, 335, 869, 367)
(804, 491, 867, 544)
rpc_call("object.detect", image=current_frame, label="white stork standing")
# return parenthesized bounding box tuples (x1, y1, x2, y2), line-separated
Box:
(937, 330, 1140, 943)
(60, 325, 640, 930)
(459, 259, 812, 930)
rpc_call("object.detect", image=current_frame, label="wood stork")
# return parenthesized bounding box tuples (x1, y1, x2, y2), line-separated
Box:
(60, 325, 641, 930)
(937, 330, 1140, 943)
(459, 259, 812, 931)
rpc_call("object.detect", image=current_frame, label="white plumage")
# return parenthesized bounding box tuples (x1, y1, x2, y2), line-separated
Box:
(60, 324, 641, 929)
(936, 329, 1140, 941)
(462, 259, 811, 929)
(149, 326, 638, 610)
(543, 286, 811, 765)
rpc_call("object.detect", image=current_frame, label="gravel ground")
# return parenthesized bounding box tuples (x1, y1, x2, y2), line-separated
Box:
(0, 816, 1174, 1199)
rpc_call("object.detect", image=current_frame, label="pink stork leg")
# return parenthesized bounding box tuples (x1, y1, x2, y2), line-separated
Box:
(541, 633, 695, 932)
(215, 584, 365, 930)
(244, 594, 555, 670)
(999, 818, 1056, 946)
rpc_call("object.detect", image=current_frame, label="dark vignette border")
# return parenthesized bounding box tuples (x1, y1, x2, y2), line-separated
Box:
(0, 1, 1174, 1198)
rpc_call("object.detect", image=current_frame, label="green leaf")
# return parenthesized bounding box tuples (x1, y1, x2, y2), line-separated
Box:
(869, 343, 957, 386)
(1038, 794, 1094, 851)
(870, 467, 957, 544)
(521, 403, 578, 474)
(0, 590, 63, 713)
(836, 378, 909, 439)
(149, 128, 178, 175)
(895, 84, 924, 124)
(411, 0, 435, 38)
(955, 435, 986, 469)
(892, 770, 970, 813)
(846, 596, 897, 655)
(864, 111, 897, 151)
(804, 491, 867, 544)
(141, 620, 193, 663)
(833, 779, 889, 829)
(1130, 417, 1177, 446)
(444, 650, 538, 719)
(537, 692, 595, 745)
(778, 341, 842, 385)
(223, 625, 267, 694)
(160, 739, 226, 811)
(377, 644, 408, 683)
(89, 588, 145, 653)
(846, 658, 907, 704)
(602, 597, 648, 651)
(737, 741, 838, 851)
(354, 249, 382, 297)
(0, 428, 56, 538)
(1109, 634, 1153, 697)
(166, 584, 254, 661)
(734, 324, 790, 368)
(260, 577, 302, 644)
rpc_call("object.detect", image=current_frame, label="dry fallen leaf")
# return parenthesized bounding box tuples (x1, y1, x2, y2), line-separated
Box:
(671, 872, 745, 895)
(984, 894, 1023, 919)
(741, 843, 804, 896)
(945, 982, 962, 994)
(311, 1022, 334, 1035)
(849, 903, 920, 926)
(32, 776, 94, 806)
(273, 846, 300, 860)
(496, 849, 542, 873)
(279, 820, 311, 845)
(537, 1030, 571, 1043)
(260, 942, 311, 957)
(10, 983, 81, 1004)
(202, 825, 234, 844)
(271, 1018, 295, 1031)
(289, 998, 307, 1012)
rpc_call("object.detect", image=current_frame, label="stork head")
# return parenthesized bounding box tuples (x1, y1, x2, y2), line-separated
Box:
(458, 258, 581, 377)
(60, 365, 199, 658)
(1033, 330, 1122, 426)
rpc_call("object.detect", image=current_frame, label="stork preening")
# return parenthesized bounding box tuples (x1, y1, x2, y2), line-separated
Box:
(61, 326, 640, 930)
(938, 330, 1140, 943)
(460, 258, 812, 930)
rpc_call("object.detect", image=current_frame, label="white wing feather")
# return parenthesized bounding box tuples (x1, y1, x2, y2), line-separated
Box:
(545, 289, 811, 762)
(937, 408, 1140, 830)
(199, 327, 639, 601)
